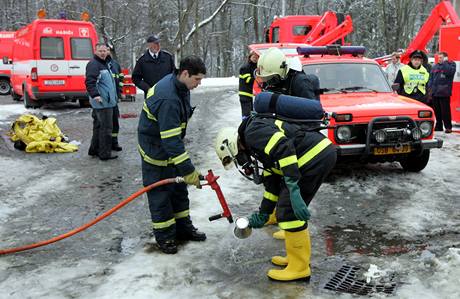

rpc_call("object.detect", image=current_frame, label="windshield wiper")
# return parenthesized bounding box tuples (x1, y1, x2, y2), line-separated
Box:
(339, 86, 378, 92)
(320, 88, 348, 94)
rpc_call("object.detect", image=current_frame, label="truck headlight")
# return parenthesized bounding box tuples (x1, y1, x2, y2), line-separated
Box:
(419, 121, 432, 137)
(336, 126, 352, 142)
(412, 128, 421, 140)
(373, 129, 386, 143)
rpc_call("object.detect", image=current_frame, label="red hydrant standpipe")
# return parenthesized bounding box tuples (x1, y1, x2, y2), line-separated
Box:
(202, 169, 234, 223)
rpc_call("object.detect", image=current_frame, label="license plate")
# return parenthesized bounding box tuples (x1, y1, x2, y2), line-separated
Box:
(44, 80, 65, 86)
(373, 145, 411, 155)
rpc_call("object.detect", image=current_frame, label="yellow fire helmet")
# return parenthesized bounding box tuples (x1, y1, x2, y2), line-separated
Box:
(256, 47, 288, 81)
(215, 127, 239, 170)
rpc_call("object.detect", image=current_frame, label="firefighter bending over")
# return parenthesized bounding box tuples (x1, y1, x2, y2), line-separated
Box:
(214, 116, 336, 281)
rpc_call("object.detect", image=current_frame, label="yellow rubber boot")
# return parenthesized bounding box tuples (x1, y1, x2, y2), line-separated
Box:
(265, 209, 277, 225)
(267, 229, 311, 281)
(271, 255, 288, 266)
(272, 229, 285, 240)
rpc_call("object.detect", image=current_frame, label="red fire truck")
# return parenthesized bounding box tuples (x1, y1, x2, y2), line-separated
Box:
(265, 11, 353, 46)
(10, 10, 98, 108)
(250, 44, 443, 172)
(0, 31, 15, 96)
(375, 0, 460, 124)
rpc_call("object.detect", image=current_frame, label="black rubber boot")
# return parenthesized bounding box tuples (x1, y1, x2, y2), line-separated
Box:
(157, 239, 178, 254)
(176, 217, 206, 241)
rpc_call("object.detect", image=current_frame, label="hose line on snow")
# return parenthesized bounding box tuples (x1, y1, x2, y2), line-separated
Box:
(0, 177, 183, 255)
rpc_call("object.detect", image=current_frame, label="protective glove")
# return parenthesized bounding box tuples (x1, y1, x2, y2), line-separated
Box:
(285, 177, 311, 221)
(248, 212, 270, 229)
(183, 170, 202, 188)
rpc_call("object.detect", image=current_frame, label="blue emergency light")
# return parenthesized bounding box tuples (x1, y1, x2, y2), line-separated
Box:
(297, 45, 366, 56)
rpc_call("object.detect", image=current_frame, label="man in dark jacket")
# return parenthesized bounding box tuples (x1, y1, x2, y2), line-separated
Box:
(137, 56, 206, 254)
(394, 50, 430, 104)
(132, 34, 176, 98)
(106, 48, 123, 151)
(428, 51, 456, 133)
(215, 117, 336, 281)
(238, 51, 259, 117)
(85, 43, 118, 161)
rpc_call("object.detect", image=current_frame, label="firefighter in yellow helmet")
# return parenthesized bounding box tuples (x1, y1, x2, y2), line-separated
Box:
(214, 116, 336, 282)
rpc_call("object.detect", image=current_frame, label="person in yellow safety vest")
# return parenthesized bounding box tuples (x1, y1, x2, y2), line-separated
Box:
(238, 51, 259, 118)
(214, 117, 336, 282)
(394, 50, 430, 104)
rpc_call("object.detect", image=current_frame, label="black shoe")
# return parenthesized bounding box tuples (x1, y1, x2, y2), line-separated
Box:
(177, 227, 207, 242)
(112, 145, 122, 151)
(445, 129, 452, 133)
(157, 239, 178, 254)
(435, 128, 443, 132)
(88, 151, 98, 157)
(100, 155, 118, 161)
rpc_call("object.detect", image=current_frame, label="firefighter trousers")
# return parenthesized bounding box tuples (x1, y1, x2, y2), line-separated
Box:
(276, 147, 337, 232)
(112, 104, 120, 146)
(141, 161, 193, 242)
(239, 95, 254, 118)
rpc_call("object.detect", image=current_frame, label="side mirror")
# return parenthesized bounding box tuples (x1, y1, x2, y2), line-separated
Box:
(391, 83, 399, 92)
(2, 56, 9, 64)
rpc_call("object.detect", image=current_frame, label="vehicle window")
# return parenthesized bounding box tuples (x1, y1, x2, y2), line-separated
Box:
(293, 25, 311, 36)
(71, 38, 93, 59)
(303, 63, 392, 92)
(40, 37, 64, 59)
(272, 27, 280, 43)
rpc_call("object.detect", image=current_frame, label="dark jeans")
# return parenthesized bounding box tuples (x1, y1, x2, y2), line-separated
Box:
(112, 105, 120, 146)
(89, 108, 114, 159)
(433, 96, 452, 130)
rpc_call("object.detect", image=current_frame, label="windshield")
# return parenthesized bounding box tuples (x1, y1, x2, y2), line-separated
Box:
(303, 63, 392, 93)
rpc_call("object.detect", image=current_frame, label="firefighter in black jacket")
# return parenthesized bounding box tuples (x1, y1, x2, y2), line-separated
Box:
(255, 47, 321, 239)
(132, 34, 176, 98)
(137, 56, 206, 254)
(238, 51, 259, 117)
(215, 116, 336, 281)
(106, 49, 123, 151)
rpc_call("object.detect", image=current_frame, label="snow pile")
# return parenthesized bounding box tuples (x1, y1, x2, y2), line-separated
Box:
(397, 248, 460, 298)
(0, 104, 28, 121)
(200, 77, 238, 87)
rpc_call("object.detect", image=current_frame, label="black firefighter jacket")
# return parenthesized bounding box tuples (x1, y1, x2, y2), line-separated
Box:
(132, 50, 175, 97)
(137, 73, 195, 176)
(238, 116, 334, 215)
(239, 61, 257, 99)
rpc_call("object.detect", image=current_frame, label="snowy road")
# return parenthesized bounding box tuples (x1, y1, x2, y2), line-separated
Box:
(0, 80, 459, 299)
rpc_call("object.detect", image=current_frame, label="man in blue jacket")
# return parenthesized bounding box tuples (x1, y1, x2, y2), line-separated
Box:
(428, 51, 457, 133)
(85, 43, 118, 160)
(138, 56, 206, 254)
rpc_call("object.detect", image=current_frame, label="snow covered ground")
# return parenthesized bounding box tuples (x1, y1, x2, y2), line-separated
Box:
(0, 79, 459, 298)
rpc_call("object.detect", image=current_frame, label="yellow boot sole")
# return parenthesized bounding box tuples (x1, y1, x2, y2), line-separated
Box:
(271, 255, 288, 266)
(267, 268, 311, 281)
(272, 230, 285, 240)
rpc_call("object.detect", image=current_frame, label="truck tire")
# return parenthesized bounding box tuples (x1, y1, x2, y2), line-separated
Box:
(23, 86, 42, 109)
(400, 149, 430, 172)
(12, 90, 21, 101)
(0, 79, 11, 95)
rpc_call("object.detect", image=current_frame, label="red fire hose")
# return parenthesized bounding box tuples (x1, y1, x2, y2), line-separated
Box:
(0, 170, 233, 255)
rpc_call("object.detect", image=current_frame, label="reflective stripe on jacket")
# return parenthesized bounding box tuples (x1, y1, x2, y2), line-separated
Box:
(401, 65, 429, 95)
(137, 73, 195, 175)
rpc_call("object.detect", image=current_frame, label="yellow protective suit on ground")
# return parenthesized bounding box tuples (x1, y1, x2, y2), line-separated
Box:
(9, 114, 78, 153)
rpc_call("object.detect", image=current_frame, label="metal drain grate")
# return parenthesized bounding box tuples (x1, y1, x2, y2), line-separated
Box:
(324, 265, 397, 296)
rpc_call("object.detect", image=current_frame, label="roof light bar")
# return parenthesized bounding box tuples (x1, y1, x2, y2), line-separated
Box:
(297, 45, 366, 56)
